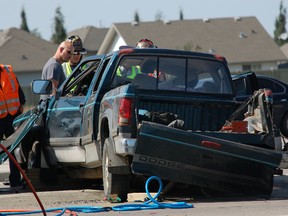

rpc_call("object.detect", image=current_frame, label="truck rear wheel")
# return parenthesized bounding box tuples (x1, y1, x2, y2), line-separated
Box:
(102, 138, 129, 202)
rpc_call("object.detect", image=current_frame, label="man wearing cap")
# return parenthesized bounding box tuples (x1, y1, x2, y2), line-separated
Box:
(62, 35, 87, 78)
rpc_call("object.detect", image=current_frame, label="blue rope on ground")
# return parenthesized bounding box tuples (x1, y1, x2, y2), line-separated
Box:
(0, 176, 193, 215)
(112, 175, 193, 211)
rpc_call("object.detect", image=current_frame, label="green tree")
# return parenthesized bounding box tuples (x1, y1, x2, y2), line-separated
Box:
(134, 10, 140, 22)
(51, 6, 67, 44)
(20, 6, 30, 32)
(274, 0, 288, 46)
(155, 10, 164, 21)
(179, 8, 184, 20)
(31, 29, 42, 38)
(19, 6, 42, 38)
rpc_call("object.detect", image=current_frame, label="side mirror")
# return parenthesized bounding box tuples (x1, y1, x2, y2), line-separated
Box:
(32, 79, 52, 95)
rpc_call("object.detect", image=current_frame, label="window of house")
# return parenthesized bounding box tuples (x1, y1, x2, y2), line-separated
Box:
(251, 64, 261, 71)
(242, 65, 251, 71)
(242, 64, 261, 71)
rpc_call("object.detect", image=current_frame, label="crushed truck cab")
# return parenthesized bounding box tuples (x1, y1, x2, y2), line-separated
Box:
(1, 47, 287, 200)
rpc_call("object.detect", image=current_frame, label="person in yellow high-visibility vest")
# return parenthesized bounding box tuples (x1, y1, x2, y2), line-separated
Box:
(62, 35, 87, 78)
(117, 39, 157, 80)
(135, 39, 166, 81)
(117, 65, 142, 79)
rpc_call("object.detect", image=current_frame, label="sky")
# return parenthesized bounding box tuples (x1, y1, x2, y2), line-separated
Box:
(0, 0, 286, 41)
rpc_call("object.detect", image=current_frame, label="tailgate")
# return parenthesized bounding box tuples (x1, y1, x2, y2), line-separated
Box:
(132, 121, 282, 194)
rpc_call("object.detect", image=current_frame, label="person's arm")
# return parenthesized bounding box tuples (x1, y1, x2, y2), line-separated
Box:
(51, 79, 59, 96)
(47, 63, 61, 96)
(17, 79, 26, 114)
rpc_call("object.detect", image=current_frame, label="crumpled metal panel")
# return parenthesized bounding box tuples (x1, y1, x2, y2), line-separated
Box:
(47, 96, 85, 144)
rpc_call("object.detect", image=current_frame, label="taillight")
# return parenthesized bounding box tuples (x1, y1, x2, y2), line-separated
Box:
(213, 54, 227, 63)
(201, 141, 222, 150)
(118, 98, 133, 125)
(119, 48, 134, 55)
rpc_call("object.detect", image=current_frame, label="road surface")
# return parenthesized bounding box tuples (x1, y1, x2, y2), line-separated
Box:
(0, 161, 288, 216)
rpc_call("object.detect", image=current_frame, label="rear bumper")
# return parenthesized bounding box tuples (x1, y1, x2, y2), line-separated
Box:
(114, 135, 137, 156)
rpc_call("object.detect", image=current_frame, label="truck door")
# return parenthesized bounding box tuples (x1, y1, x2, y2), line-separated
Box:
(81, 57, 111, 145)
(46, 59, 102, 147)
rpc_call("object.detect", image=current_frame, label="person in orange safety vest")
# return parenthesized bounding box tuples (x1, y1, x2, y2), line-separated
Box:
(0, 64, 26, 188)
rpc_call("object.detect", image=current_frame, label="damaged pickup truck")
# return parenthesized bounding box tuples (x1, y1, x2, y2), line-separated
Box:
(1, 47, 288, 200)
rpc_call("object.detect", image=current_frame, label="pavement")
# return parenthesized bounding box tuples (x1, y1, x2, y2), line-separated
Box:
(0, 162, 287, 216)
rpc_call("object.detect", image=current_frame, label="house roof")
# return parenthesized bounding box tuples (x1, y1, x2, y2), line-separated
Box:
(0, 27, 58, 72)
(281, 43, 288, 59)
(99, 16, 287, 64)
(67, 26, 108, 52)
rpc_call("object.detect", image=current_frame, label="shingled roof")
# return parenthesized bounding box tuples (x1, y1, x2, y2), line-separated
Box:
(0, 28, 58, 72)
(281, 43, 288, 59)
(99, 16, 286, 64)
(68, 26, 108, 53)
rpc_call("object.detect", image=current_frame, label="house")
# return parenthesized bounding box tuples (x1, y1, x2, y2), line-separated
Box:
(1, 17, 287, 107)
(67, 26, 108, 56)
(0, 28, 58, 82)
(0, 26, 108, 107)
(0, 28, 58, 106)
(98, 16, 287, 73)
(279, 43, 288, 69)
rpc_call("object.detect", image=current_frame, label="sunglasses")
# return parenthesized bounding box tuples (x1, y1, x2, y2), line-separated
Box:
(73, 52, 83, 55)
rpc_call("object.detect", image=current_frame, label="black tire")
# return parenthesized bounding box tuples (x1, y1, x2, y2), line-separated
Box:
(102, 138, 130, 202)
(280, 113, 288, 137)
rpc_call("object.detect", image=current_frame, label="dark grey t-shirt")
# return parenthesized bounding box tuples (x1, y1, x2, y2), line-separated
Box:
(41, 57, 66, 100)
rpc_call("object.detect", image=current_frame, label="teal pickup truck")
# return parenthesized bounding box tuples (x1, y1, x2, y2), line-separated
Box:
(1, 47, 287, 201)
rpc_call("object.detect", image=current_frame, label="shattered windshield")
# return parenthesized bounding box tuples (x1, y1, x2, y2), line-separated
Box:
(112, 55, 233, 95)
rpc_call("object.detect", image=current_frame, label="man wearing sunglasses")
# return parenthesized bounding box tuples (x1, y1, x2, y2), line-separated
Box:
(41, 40, 74, 99)
(62, 35, 87, 78)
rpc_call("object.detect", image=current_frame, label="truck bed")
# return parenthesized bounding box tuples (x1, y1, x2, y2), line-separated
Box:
(136, 89, 238, 131)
